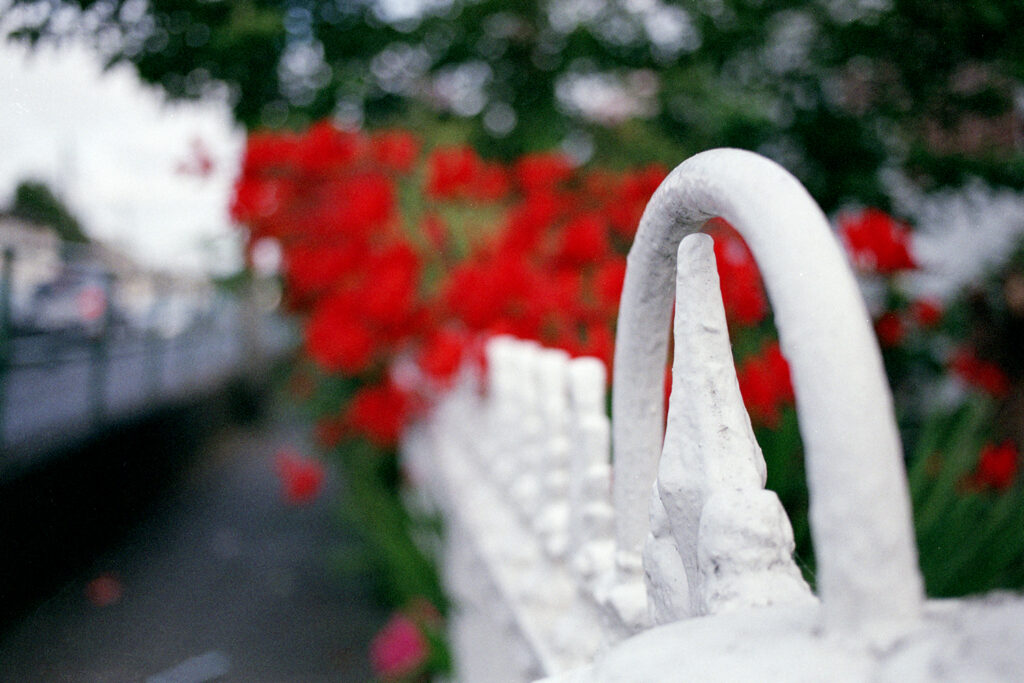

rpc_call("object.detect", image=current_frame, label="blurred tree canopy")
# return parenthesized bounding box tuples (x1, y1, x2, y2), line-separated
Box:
(7, 180, 89, 243)
(7, 0, 1024, 211)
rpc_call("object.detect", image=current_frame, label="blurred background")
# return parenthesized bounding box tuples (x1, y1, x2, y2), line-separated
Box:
(2, 0, 1024, 680)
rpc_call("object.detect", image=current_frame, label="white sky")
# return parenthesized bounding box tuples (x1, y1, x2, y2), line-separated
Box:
(0, 38, 245, 274)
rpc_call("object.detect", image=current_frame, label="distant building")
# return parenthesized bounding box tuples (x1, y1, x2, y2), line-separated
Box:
(0, 214, 62, 324)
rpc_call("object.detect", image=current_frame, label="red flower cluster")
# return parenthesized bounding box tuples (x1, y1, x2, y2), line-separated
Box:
(838, 208, 917, 273)
(231, 123, 785, 447)
(737, 341, 795, 428)
(871, 297, 944, 349)
(950, 347, 1011, 398)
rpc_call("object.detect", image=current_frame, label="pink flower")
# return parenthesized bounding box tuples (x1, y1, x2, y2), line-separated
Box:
(274, 449, 326, 505)
(370, 613, 428, 680)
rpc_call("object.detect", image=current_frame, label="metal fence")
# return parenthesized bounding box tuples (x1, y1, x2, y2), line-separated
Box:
(0, 240, 293, 459)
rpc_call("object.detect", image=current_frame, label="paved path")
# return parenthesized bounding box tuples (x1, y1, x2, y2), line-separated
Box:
(0, 407, 386, 682)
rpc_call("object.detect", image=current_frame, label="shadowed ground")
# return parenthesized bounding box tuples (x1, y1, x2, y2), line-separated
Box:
(0, 405, 385, 682)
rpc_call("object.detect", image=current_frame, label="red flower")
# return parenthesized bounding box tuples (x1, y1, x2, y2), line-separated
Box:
(975, 441, 1019, 491)
(296, 120, 361, 175)
(238, 129, 300, 176)
(737, 341, 794, 428)
(283, 243, 361, 307)
(499, 191, 560, 255)
(595, 257, 627, 314)
(425, 145, 481, 199)
(472, 162, 511, 201)
(709, 219, 768, 327)
(875, 312, 905, 347)
(305, 292, 376, 374)
(912, 298, 943, 328)
(371, 130, 420, 173)
(839, 208, 917, 273)
(418, 327, 468, 386)
(329, 171, 396, 238)
(607, 164, 668, 238)
(230, 177, 282, 224)
(555, 214, 611, 267)
(370, 613, 429, 681)
(346, 381, 413, 448)
(950, 347, 1011, 398)
(514, 152, 574, 194)
(274, 449, 326, 505)
(360, 243, 422, 330)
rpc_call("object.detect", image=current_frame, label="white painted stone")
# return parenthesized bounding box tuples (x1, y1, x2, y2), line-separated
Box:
(651, 233, 811, 620)
(534, 348, 572, 559)
(398, 149, 1024, 683)
(642, 486, 690, 625)
(612, 148, 922, 631)
(566, 357, 615, 589)
(540, 596, 1024, 683)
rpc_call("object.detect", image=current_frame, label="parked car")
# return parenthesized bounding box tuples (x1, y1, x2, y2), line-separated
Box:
(26, 267, 117, 339)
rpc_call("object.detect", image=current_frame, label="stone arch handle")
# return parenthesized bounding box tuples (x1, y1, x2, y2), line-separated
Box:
(611, 148, 922, 629)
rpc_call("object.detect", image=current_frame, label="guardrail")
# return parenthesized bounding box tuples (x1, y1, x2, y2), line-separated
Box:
(401, 149, 1024, 681)
(0, 241, 293, 460)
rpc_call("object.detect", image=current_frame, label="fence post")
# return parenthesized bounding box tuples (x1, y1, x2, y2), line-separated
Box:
(0, 247, 13, 448)
(88, 270, 114, 427)
(612, 148, 922, 632)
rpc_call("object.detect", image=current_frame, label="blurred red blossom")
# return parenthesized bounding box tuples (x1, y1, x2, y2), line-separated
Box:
(418, 327, 469, 386)
(876, 312, 906, 347)
(912, 298, 943, 327)
(555, 214, 611, 267)
(974, 441, 1019, 491)
(371, 130, 420, 173)
(347, 381, 416, 448)
(606, 164, 668, 238)
(305, 293, 376, 374)
(839, 208, 917, 273)
(370, 613, 429, 681)
(425, 145, 481, 199)
(274, 449, 326, 505)
(950, 347, 1011, 398)
(708, 218, 768, 327)
(738, 341, 795, 428)
(514, 152, 574, 194)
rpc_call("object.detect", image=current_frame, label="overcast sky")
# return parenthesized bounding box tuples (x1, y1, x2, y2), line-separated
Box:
(0, 38, 245, 274)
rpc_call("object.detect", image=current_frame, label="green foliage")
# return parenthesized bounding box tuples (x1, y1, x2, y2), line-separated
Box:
(9, 0, 1024, 212)
(7, 179, 89, 242)
(909, 398, 1024, 596)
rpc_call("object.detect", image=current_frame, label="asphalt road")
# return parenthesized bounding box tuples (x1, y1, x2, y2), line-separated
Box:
(0, 406, 387, 682)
